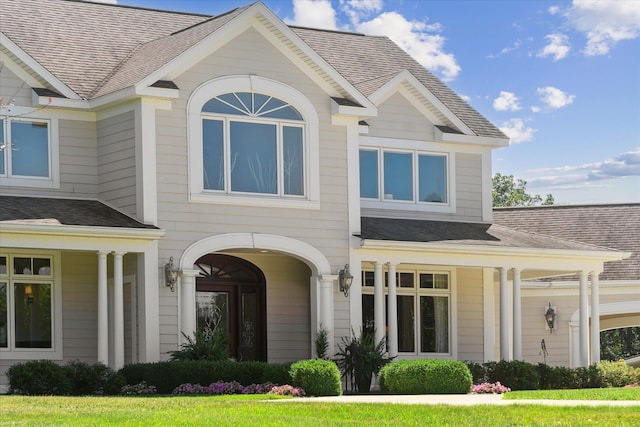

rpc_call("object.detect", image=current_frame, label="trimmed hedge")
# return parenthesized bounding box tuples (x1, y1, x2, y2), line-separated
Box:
(379, 359, 472, 394)
(485, 360, 540, 390)
(7, 360, 124, 395)
(118, 360, 292, 394)
(289, 359, 342, 396)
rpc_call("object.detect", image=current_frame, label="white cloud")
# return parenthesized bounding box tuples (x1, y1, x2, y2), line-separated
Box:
(566, 0, 640, 56)
(287, 0, 338, 30)
(499, 118, 535, 144)
(493, 91, 522, 111)
(531, 106, 542, 113)
(487, 40, 522, 59)
(525, 148, 640, 188)
(537, 33, 571, 61)
(356, 12, 461, 81)
(548, 6, 560, 15)
(340, 0, 383, 12)
(536, 86, 575, 109)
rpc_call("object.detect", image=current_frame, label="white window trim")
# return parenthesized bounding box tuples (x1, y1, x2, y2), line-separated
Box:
(0, 115, 60, 189)
(361, 267, 457, 358)
(359, 144, 455, 214)
(188, 75, 320, 209)
(0, 250, 63, 360)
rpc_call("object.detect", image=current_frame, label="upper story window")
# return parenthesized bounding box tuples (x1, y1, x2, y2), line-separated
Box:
(360, 147, 448, 204)
(0, 116, 59, 189)
(188, 76, 320, 209)
(202, 92, 304, 197)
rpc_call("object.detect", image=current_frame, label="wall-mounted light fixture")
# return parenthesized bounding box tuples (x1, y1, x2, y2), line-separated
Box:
(338, 264, 354, 297)
(164, 256, 179, 292)
(545, 303, 556, 333)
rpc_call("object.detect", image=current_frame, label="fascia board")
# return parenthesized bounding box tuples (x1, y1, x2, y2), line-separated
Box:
(1, 33, 80, 100)
(435, 127, 509, 148)
(33, 86, 176, 111)
(360, 239, 631, 264)
(370, 70, 473, 135)
(0, 223, 165, 241)
(136, 3, 376, 113)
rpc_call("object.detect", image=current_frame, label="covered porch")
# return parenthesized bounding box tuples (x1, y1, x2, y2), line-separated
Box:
(352, 217, 630, 367)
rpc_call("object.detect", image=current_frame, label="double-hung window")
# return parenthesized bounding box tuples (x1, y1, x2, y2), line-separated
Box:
(361, 269, 452, 355)
(0, 253, 60, 358)
(0, 117, 58, 188)
(201, 92, 305, 197)
(359, 148, 448, 204)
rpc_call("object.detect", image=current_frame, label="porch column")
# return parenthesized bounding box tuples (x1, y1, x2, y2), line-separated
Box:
(373, 262, 385, 346)
(97, 251, 109, 366)
(180, 269, 197, 344)
(319, 276, 335, 355)
(499, 268, 510, 360)
(579, 271, 589, 366)
(512, 268, 522, 360)
(113, 252, 126, 371)
(387, 263, 398, 358)
(590, 272, 600, 364)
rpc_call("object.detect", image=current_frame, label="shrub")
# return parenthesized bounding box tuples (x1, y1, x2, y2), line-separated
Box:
(289, 359, 342, 396)
(65, 360, 125, 395)
(7, 360, 71, 395)
(314, 324, 330, 360)
(485, 360, 539, 390)
(118, 360, 292, 394)
(597, 360, 638, 387)
(268, 384, 305, 397)
(169, 329, 229, 361)
(465, 361, 487, 384)
(120, 381, 158, 396)
(379, 359, 472, 394)
(7, 360, 124, 396)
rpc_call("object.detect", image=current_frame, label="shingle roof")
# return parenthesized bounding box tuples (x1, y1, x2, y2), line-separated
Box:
(360, 217, 607, 252)
(493, 204, 640, 281)
(1, 0, 505, 139)
(0, 196, 158, 229)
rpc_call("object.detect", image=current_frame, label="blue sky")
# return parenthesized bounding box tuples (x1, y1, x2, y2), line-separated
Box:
(112, 0, 640, 205)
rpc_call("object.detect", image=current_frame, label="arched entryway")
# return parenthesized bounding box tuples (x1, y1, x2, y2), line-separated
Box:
(194, 254, 267, 361)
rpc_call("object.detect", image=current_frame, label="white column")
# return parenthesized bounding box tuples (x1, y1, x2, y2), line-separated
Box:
(373, 262, 385, 346)
(579, 271, 589, 366)
(180, 270, 197, 344)
(590, 272, 600, 365)
(113, 252, 126, 370)
(499, 268, 510, 360)
(136, 244, 160, 363)
(387, 263, 398, 358)
(319, 276, 335, 356)
(512, 268, 522, 361)
(97, 251, 109, 366)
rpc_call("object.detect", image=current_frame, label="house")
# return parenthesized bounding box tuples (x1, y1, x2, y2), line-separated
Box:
(0, 0, 631, 391)
(493, 204, 640, 367)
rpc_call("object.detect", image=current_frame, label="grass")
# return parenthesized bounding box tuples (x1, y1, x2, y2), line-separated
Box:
(1, 394, 639, 427)
(505, 387, 640, 401)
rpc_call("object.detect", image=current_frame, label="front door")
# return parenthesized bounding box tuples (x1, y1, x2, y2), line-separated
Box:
(195, 254, 266, 361)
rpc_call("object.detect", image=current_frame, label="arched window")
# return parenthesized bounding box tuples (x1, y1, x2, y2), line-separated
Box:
(202, 92, 304, 196)
(188, 76, 320, 208)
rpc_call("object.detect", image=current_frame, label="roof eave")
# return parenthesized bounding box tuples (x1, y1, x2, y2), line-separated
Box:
(0, 222, 165, 240)
(435, 127, 509, 148)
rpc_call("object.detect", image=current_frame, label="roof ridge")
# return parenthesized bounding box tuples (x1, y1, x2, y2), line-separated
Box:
(62, 0, 211, 18)
(494, 203, 640, 211)
(170, 7, 242, 36)
(289, 25, 366, 37)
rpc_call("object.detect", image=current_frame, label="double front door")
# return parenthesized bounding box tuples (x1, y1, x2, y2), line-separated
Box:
(195, 254, 266, 361)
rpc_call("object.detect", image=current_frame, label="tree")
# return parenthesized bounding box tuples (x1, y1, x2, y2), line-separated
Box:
(600, 327, 640, 361)
(492, 173, 554, 207)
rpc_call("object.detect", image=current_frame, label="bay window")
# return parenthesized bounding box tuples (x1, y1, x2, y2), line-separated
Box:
(361, 269, 451, 354)
(359, 147, 448, 204)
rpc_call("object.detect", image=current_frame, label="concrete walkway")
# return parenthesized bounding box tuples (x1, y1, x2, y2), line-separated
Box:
(294, 393, 640, 406)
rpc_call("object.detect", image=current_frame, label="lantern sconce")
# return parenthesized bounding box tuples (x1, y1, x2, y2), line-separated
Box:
(164, 256, 179, 292)
(545, 303, 556, 333)
(338, 264, 354, 297)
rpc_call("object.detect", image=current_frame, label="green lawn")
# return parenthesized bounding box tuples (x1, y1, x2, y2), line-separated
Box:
(505, 387, 640, 401)
(1, 394, 639, 427)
